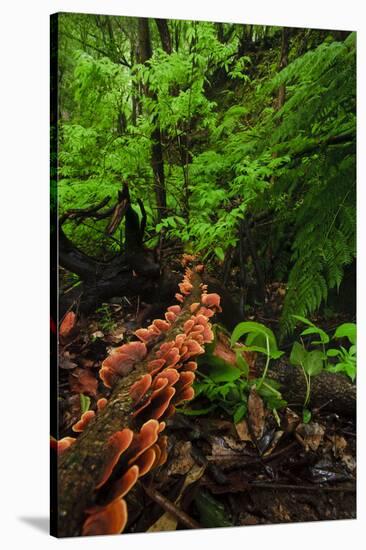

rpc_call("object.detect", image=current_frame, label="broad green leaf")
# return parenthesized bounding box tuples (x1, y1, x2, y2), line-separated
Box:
(235, 351, 249, 376)
(206, 356, 242, 383)
(290, 341, 307, 366)
(233, 403, 247, 424)
(303, 350, 324, 376)
(231, 322, 282, 358)
(326, 348, 341, 357)
(292, 314, 315, 327)
(300, 326, 329, 344)
(214, 246, 225, 261)
(79, 393, 91, 414)
(302, 408, 312, 423)
(334, 323, 356, 345)
(194, 490, 232, 528)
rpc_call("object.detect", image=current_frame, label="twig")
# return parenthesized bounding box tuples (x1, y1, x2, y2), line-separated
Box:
(141, 482, 202, 530)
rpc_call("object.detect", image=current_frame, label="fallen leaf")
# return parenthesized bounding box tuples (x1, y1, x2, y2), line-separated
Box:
(148, 463, 205, 532)
(79, 358, 95, 369)
(60, 311, 76, 340)
(69, 367, 98, 396)
(235, 419, 252, 442)
(296, 422, 325, 452)
(341, 453, 356, 473)
(248, 388, 265, 440)
(210, 435, 247, 458)
(168, 441, 196, 476)
(326, 434, 348, 458)
(59, 352, 77, 370)
(283, 407, 300, 433)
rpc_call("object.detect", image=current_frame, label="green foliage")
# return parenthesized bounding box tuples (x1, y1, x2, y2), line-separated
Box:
(194, 490, 232, 528)
(95, 304, 116, 333)
(181, 322, 286, 422)
(79, 394, 91, 414)
(290, 317, 357, 403)
(57, 15, 355, 335)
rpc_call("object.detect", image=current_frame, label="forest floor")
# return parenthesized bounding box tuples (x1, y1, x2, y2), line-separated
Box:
(58, 273, 356, 531)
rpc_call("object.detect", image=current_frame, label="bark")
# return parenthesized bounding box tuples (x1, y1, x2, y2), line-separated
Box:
(59, 188, 160, 316)
(155, 19, 172, 54)
(277, 27, 291, 109)
(138, 18, 167, 220)
(56, 272, 204, 537)
(255, 360, 356, 416)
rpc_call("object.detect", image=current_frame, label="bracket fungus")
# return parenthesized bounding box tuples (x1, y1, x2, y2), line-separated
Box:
(56, 263, 221, 537)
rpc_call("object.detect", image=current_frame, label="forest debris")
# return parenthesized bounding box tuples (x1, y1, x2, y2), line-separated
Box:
(341, 454, 356, 473)
(68, 367, 98, 396)
(235, 419, 252, 442)
(60, 352, 77, 370)
(283, 408, 300, 433)
(248, 388, 265, 440)
(194, 489, 232, 528)
(78, 357, 95, 369)
(60, 311, 77, 340)
(325, 434, 348, 458)
(147, 463, 205, 532)
(168, 441, 196, 476)
(295, 422, 325, 452)
(210, 435, 248, 457)
(262, 430, 284, 457)
(308, 456, 352, 483)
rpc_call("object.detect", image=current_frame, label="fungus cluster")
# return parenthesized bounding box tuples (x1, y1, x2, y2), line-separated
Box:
(56, 264, 221, 536)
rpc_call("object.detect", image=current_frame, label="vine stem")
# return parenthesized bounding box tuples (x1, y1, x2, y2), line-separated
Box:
(300, 362, 311, 406)
(256, 335, 270, 390)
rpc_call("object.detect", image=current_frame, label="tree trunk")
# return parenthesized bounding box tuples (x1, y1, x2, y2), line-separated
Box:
(138, 18, 167, 221)
(277, 27, 291, 109)
(155, 18, 172, 54)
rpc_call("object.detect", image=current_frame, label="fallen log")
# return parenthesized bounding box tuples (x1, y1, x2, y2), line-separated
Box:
(255, 359, 356, 416)
(59, 184, 160, 316)
(53, 264, 221, 537)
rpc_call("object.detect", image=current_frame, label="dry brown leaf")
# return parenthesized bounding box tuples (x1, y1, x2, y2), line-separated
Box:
(210, 435, 247, 458)
(69, 367, 98, 396)
(296, 422, 325, 452)
(248, 388, 265, 440)
(341, 453, 356, 473)
(78, 358, 95, 369)
(168, 441, 196, 475)
(283, 408, 300, 433)
(60, 352, 78, 370)
(60, 311, 77, 340)
(326, 435, 348, 458)
(235, 419, 252, 442)
(147, 463, 205, 532)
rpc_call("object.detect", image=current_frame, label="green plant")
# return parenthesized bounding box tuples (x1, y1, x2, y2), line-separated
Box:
(95, 304, 116, 333)
(79, 393, 91, 414)
(325, 322, 356, 381)
(180, 322, 286, 424)
(289, 316, 356, 410)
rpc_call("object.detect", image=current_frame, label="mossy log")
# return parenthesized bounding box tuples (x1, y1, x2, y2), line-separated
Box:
(256, 360, 356, 416)
(54, 271, 204, 537)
